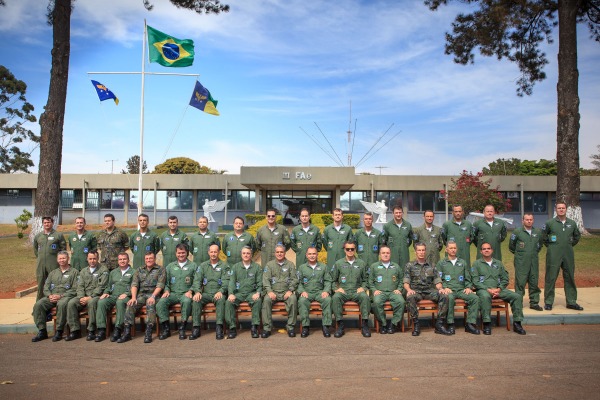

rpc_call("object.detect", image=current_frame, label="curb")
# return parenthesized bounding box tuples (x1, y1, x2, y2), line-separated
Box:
(15, 286, 37, 299)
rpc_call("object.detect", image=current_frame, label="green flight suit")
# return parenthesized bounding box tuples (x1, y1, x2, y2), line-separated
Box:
(32, 267, 78, 331)
(412, 224, 443, 267)
(66, 264, 109, 332)
(297, 261, 333, 327)
(67, 230, 97, 271)
(256, 224, 291, 267)
(191, 260, 230, 327)
(160, 229, 190, 267)
(188, 230, 219, 265)
(542, 216, 581, 306)
(290, 224, 323, 268)
(261, 259, 298, 331)
(471, 258, 523, 323)
(129, 230, 161, 269)
(96, 266, 134, 330)
(368, 261, 405, 326)
(436, 257, 479, 324)
(355, 227, 383, 267)
(96, 227, 129, 270)
(322, 223, 355, 267)
(472, 218, 507, 261)
(441, 219, 474, 266)
(330, 258, 370, 320)
(157, 260, 197, 323)
(509, 227, 543, 306)
(33, 229, 67, 301)
(124, 264, 166, 326)
(225, 261, 263, 329)
(404, 260, 448, 319)
(381, 220, 413, 269)
(221, 231, 256, 266)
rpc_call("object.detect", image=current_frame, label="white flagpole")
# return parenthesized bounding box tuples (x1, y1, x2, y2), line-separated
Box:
(138, 20, 147, 218)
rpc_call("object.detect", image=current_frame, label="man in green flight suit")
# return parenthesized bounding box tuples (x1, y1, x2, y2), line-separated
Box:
(291, 208, 323, 268)
(412, 210, 443, 267)
(542, 201, 583, 311)
(256, 209, 291, 267)
(471, 242, 526, 335)
(222, 216, 256, 266)
(189, 216, 220, 265)
(129, 213, 161, 269)
(33, 216, 67, 301)
(225, 246, 263, 339)
(509, 213, 544, 311)
(441, 205, 474, 266)
(261, 244, 298, 338)
(355, 212, 384, 267)
(436, 241, 480, 335)
(369, 245, 405, 334)
(472, 204, 507, 260)
(381, 205, 413, 269)
(68, 217, 97, 271)
(322, 208, 355, 267)
(65, 250, 109, 341)
(96, 213, 129, 271)
(297, 246, 333, 338)
(160, 215, 190, 267)
(157, 244, 197, 340)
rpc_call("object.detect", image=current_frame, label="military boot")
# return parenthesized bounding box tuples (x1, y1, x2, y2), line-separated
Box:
(465, 323, 480, 335)
(386, 321, 396, 334)
(159, 321, 171, 340)
(52, 330, 63, 342)
(227, 328, 237, 339)
(483, 322, 492, 335)
(32, 329, 48, 342)
(334, 321, 345, 338)
(322, 325, 331, 338)
(250, 325, 259, 339)
(117, 325, 131, 343)
(216, 324, 224, 340)
(447, 323, 456, 335)
(95, 328, 107, 342)
(434, 318, 452, 335)
(361, 319, 371, 338)
(412, 319, 420, 336)
(189, 326, 201, 340)
(378, 320, 388, 335)
(110, 326, 122, 342)
(144, 324, 154, 343)
(178, 322, 187, 340)
(513, 322, 526, 335)
(65, 330, 82, 341)
(86, 330, 96, 341)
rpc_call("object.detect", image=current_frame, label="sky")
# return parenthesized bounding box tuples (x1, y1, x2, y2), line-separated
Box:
(1, 0, 599, 176)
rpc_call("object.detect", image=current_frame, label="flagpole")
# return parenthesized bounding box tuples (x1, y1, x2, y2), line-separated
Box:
(138, 20, 147, 218)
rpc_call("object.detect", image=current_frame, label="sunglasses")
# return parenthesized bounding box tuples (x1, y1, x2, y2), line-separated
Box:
(344, 248, 355, 251)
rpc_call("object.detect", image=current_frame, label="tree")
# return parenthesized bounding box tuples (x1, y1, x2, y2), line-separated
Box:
(426, 0, 600, 234)
(153, 157, 222, 174)
(441, 170, 511, 216)
(0, 66, 40, 173)
(591, 144, 600, 170)
(482, 158, 557, 175)
(121, 155, 148, 174)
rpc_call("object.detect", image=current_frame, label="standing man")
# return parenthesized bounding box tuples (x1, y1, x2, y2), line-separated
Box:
(222, 216, 256, 266)
(65, 250, 109, 341)
(189, 216, 220, 265)
(472, 204, 507, 260)
(441, 205, 474, 266)
(160, 215, 190, 267)
(290, 208, 323, 268)
(33, 216, 67, 300)
(369, 245, 405, 335)
(322, 208, 355, 267)
(403, 243, 452, 336)
(330, 241, 371, 338)
(129, 214, 161, 269)
(381, 205, 413, 269)
(297, 246, 333, 338)
(413, 210, 444, 267)
(157, 244, 197, 340)
(542, 201, 583, 311)
(256, 209, 291, 267)
(190, 244, 230, 340)
(94, 252, 134, 342)
(509, 213, 544, 311)
(68, 217, 97, 271)
(31, 251, 78, 342)
(261, 244, 298, 338)
(97, 213, 129, 271)
(436, 241, 480, 335)
(355, 212, 384, 267)
(118, 252, 166, 343)
(225, 246, 263, 339)
(471, 243, 526, 335)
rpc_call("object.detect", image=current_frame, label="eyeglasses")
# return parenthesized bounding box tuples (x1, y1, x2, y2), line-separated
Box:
(267, 215, 276, 218)
(344, 248, 355, 251)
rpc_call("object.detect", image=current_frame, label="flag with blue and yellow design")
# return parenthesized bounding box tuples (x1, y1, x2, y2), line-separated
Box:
(189, 81, 219, 116)
(91, 80, 119, 105)
(147, 25, 194, 67)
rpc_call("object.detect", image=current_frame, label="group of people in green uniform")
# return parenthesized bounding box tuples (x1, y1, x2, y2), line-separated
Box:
(30, 200, 582, 343)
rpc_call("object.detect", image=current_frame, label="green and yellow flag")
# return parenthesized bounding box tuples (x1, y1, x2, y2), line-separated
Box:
(147, 25, 194, 67)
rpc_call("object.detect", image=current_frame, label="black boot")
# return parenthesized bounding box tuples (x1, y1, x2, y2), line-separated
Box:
(95, 328, 107, 342)
(86, 330, 96, 341)
(379, 320, 387, 334)
(52, 330, 63, 342)
(322, 325, 331, 338)
(110, 327, 122, 342)
(251, 325, 259, 339)
(117, 325, 131, 343)
(465, 323, 480, 335)
(227, 328, 237, 339)
(361, 319, 371, 338)
(447, 323, 456, 335)
(483, 322, 492, 335)
(144, 324, 153, 343)
(434, 318, 452, 335)
(386, 321, 396, 334)
(216, 324, 224, 340)
(189, 326, 201, 340)
(513, 321, 526, 335)
(32, 329, 48, 342)
(178, 322, 187, 340)
(412, 319, 420, 336)
(159, 321, 171, 340)
(301, 326, 309, 338)
(334, 321, 345, 338)
(65, 330, 82, 341)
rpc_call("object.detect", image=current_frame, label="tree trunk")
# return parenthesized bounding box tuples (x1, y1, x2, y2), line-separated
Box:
(31, 0, 71, 241)
(556, 0, 587, 234)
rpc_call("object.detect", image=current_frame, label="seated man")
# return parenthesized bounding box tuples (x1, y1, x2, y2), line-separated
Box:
(331, 241, 371, 338)
(436, 241, 480, 335)
(403, 243, 452, 336)
(297, 246, 333, 338)
(225, 246, 263, 339)
(471, 242, 526, 335)
(65, 250, 109, 341)
(190, 244, 230, 340)
(261, 244, 298, 338)
(157, 244, 197, 340)
(94, 252, 134, 342)
(369, 245, 405, 334)
(32, 251, 78, 342)
(118, 252, 166, 343)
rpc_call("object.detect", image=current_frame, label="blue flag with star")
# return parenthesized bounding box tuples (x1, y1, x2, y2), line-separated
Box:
(91, 80, 119, 105)
(189, 81, 219, 116)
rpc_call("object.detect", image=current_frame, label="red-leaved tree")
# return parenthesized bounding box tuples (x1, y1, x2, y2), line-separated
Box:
(441, 170, 511, 215)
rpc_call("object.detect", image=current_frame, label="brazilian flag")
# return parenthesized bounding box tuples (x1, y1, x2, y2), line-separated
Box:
(147, 25, 194, 67)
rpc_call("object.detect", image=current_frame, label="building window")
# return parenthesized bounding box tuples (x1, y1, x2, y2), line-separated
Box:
(341, 191, 369, 212)
(524, 192, 547, 213)
(86, 190, 99, 210)
(156, 190, 193, 210)
(0, 189, 33, 206)
(505, 191, 520, 212)
(406, 191, 445, 212)
(231, 190, 254, 210)
(61, 189, 83, 209)
(101, 190, 125, 209)
(130, 190, 154, 211)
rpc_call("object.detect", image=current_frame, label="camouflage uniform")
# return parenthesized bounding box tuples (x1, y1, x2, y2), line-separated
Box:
(191, 259, 230, 327)
(381, 220, 413, 269)
(129, 230, 161, 269)
(261, 259, 298, 331)
(66, 264, 109, 332)
(68, 230, 97, 271)
(297, 261, 333, 328)
(256, 224, 291, 267)
(412, 224, 443, 267)
(368, 261, 405, 327)
(159, 229, 190, 267)
(96, 266, 134, 330)
(472, 218, 507, 261)
(96, 227, 129, 270)
(188, 230, 219, 265)
(123, 264, 166, 326)
(403, 260, 448, 319)
(330, 258, 371, 320)
(322, 223, 355, 267)
(32, 267, 78, 331)
(33, 229, 67, 300)
(436, 257, 479, 325)
(225, 261, 263, 330)
(156, 260, 197, 324)
(290, 224, 323, 268)
(355, 227, 384, 267)
(221, 231, 256, 266)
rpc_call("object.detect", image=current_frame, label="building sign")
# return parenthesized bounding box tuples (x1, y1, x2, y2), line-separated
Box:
(283, 171, 312, 180)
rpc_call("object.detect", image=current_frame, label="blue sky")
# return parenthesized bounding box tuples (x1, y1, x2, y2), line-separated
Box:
(1, 0, 599, 175)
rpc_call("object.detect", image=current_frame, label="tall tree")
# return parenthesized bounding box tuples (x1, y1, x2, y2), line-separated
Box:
(121, 155, 148, 174)
(153, 157, 221, 174)
(426, 0, 600, 233)
(482, 158, 557, 175)
(591, 144, 600, 170)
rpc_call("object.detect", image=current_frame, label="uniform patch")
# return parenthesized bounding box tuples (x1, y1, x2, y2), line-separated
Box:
(303, 278, 309, 284)
(236, 282, 240, 289)
(203, 278, 208, 285)
(510, 234, 516, 240)
(444, 275, 451, 281)
(458, 275, 464, 282)
(479, 276, 485, 282)
(358, 245, 363, 252)
(373, 245, 378, 252)
(377, 275, 383, 283)
(551, 235, 557, 242)
(51, 244, 57, 250)
(185, 277, 191, 284)
(341, 276, 346, 284)
(392, 275, 397, 281)
(171, 277, 176, 284)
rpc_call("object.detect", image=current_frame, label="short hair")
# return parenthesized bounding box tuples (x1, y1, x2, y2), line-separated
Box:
(42, 216, 53, 222)
(118, 252, 129, 260)
(175, 243, 189, 255)
(104, 213, 115, 221)
(144, 251, 155, 257)
(379, 245, 390, 253)
(393, 204, 403, 212)
(266, 208, 277, 215)
(484, 204, 495, 211)
(57, 250, 69, 258)
(209, 243, 221, 251)
(75, 216, 86, 223)
(555, 201, 567, 208)
(333, 208, 343, 214)
(300, 208, 310, 215)
(423, 210, 434, 215)
(233, 216, 245, 224)
(364, 212, 373, 217)
(452, 205, 463, 211)
(523, 212, 534, 218)
(480, 242, 493, 249)
(343, 241, 355, 248)
(446, 240, 457, 247)
(168, 215, 178, 222)
(275, 244, 287, 252)
(139, 213, 149, 220)
(198, 216, 209, 223)
(414, 242, 427, 250)
(87, 250, 99, 258)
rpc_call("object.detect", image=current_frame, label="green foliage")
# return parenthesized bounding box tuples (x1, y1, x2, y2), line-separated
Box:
(318, 213, 360, 229)
(245, 214, 266, 225)
(591, 145, 600, 170)
(153, 157, 221, 174)
(482, 158, 557, 176)
(246, 215, 283, 237)
(142, 0, 230, 14)
(14, 209, 32, 239)
(121, 155, 148, 174)
(442, 170, 511, 215)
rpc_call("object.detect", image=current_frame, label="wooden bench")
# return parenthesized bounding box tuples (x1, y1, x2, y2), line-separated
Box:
(50, 307, 89, 335)
(490, 298, 511, 331)
(372, 301, 406, 333)
(334, 301, 363, 329)
(300, 301, 324, 330)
